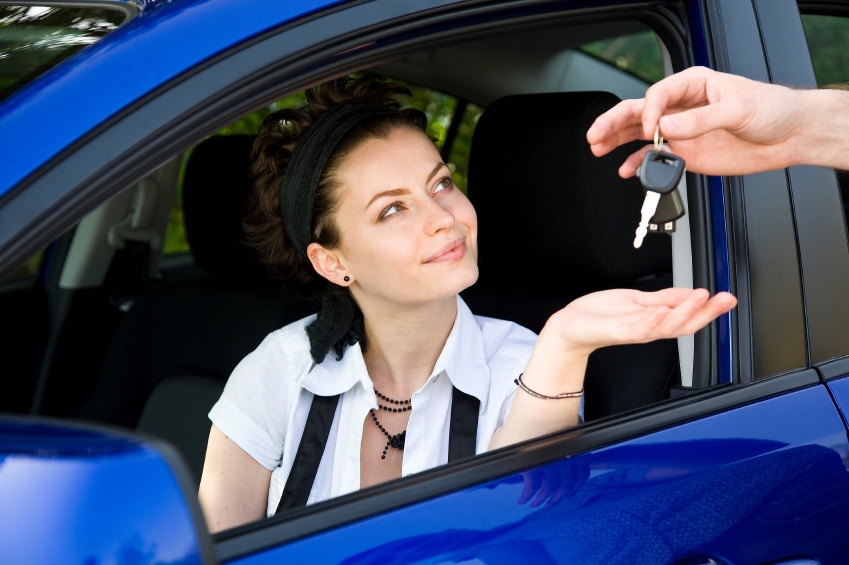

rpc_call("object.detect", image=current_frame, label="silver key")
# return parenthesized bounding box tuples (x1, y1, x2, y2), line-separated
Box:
(634, 190, 661, 248)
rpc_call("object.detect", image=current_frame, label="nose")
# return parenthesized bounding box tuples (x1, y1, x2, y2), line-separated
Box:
(423, 193, 455, 235)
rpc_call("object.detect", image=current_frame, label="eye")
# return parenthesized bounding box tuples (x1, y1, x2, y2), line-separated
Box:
(379, 202, 405, 220)
(434, 176, 455, 194)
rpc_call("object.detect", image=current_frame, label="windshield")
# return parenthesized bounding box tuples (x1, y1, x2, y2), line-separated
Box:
(0, 5, 130, 102)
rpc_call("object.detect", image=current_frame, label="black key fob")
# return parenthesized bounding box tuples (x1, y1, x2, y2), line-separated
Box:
(638, 150, 686, 229)
(639, 150, 685, 194)
(651, 188, 685, 225)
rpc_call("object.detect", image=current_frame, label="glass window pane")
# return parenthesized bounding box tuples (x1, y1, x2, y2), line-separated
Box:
(579, 31, 664, 84)
(0, 5, 128, 102)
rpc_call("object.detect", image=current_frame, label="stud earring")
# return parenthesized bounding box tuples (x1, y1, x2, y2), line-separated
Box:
(344, 276, 350, 282)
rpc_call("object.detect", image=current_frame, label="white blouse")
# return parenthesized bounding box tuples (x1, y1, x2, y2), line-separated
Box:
(208, 295, 583, 516)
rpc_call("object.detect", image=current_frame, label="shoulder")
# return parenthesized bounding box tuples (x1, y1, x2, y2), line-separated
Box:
(208, 313, 317, 470)
(473, 314, 537, 365)
(218, 312, 317, 420)
(236, 313, 317, 374)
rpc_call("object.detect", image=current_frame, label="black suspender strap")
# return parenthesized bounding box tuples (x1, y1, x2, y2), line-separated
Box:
(276, 393, 339, 513)
(276, 385, 480, 513)
(448, 386, 479, 462)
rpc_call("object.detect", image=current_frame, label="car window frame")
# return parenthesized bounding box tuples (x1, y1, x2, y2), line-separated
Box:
(0, 0, 821, 554)
(794, 0, 849, 379)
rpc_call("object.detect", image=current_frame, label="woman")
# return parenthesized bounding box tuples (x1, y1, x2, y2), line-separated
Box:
(197, 74, 736, 533)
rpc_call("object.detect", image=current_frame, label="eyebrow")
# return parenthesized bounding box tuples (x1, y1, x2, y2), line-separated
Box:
(426, 161, 448, 185)
(365, 162, 449, 210)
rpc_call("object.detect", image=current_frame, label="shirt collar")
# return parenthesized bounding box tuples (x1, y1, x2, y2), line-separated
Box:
(299, 295, 490, 412)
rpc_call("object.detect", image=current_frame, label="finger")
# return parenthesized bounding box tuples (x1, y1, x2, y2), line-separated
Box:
(633, 287, 703, 308)
(530, 478, 556, 508)
(642, 67, 714, 139)
(547, 488, 567, 508)
(590, 123, 646, 158)
(618, 145, 653, 178)
(517, 472, 541, 505)
(675, 292, 737, 335)
(530, 487, 549, 508)
(653, 289, 711, 336)
(587, 98, 645, 147)
(653, 292, 736, 338)
(658, 98, 755, 142)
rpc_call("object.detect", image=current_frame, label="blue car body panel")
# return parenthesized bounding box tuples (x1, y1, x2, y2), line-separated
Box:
(0, 0, 346, 198)
(0, 419, 208, 565)
(233, 385, 849, 565)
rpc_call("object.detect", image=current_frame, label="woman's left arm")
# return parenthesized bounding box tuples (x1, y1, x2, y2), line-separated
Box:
(489, 287, 736, 450)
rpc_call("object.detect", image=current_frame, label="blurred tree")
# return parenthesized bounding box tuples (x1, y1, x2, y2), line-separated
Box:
(580, 31, 663, 85)
(802, 14, 849, 88)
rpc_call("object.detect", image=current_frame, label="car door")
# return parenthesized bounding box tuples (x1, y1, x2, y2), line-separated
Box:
(2, 0, 849, 564)
(209, 2, 849, 563)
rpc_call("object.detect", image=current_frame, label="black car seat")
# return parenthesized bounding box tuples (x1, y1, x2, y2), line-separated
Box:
(78, 135, 318, 481)
(461, 91, 679, 421)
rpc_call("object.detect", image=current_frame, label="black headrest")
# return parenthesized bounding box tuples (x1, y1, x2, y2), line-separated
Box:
(183, 135, 268, 278)
(468, 91, 671, 292)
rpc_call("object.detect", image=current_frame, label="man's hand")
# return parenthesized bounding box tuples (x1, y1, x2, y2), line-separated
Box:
(586, 66, 849, 177)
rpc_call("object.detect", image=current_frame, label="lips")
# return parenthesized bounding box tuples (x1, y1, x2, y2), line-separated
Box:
(424, 237, 467, 264)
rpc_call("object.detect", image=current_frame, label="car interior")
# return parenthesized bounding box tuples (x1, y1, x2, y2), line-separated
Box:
(0, 19, 694, 498)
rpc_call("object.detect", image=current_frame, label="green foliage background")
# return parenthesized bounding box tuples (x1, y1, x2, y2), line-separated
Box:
(580, 31, 664, 84)
(802, 14, 849, 87)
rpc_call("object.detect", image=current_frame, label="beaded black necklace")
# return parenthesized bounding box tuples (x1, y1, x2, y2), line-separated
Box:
(370, 387, 411, 459)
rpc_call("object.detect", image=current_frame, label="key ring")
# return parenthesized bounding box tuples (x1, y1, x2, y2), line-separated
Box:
(654, 124, 664, 154)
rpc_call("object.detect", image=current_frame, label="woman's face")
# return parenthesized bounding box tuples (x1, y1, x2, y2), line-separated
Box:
(325, 126, 479, 306)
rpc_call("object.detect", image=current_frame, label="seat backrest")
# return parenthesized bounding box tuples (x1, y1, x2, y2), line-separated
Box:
(462, 91, 678, 420)
(79, 135, 317, 480)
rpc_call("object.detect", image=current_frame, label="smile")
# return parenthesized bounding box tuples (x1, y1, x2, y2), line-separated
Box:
(424, 237, 467, 264)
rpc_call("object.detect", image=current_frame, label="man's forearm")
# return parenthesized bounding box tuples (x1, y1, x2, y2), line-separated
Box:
(799, 88, 849, 171)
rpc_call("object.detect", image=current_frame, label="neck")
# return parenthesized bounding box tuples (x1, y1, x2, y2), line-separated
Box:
(354, 292, 458, 398)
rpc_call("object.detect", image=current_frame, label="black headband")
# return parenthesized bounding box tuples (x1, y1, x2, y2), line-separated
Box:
(279, 99, 395, 256)
(280, 99, 395, 364)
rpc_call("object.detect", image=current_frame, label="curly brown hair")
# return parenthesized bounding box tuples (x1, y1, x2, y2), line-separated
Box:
(245, 74, 429, 298)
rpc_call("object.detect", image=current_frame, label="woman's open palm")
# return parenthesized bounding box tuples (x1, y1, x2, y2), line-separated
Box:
(549, 287, 737, 354)
(489, 287, 736, 450)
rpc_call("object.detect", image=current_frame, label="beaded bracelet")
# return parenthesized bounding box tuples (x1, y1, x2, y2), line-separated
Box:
(514, 373, 584, 399)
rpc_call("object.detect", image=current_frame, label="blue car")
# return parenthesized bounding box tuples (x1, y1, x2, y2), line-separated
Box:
(3, 0, 849, 563)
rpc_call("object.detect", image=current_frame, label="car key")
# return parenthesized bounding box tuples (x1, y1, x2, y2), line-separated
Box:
(634, 127, 686, 248)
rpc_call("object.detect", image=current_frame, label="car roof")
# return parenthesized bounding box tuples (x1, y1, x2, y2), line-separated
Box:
(0, 0, 353, 198)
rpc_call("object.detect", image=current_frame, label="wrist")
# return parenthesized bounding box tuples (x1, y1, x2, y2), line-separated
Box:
(795, 89, 849, 169)
(522, 324, 591, 391)
(540, 311, 596, 359)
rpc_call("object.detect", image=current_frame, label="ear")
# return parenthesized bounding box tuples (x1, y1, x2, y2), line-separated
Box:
(307, 242, 352, 286)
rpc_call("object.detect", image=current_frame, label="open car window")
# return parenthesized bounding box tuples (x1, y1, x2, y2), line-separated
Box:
(1, 4, 731, 545)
